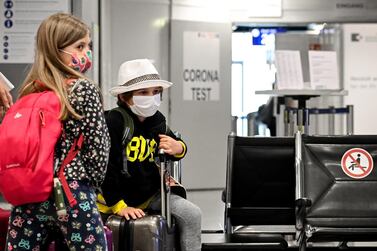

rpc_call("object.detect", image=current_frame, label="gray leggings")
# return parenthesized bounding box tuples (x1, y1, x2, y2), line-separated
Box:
(148, 194, 202, 251)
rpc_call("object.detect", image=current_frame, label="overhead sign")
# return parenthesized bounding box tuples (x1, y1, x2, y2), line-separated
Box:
(341, 148, 373, 179)
(183, 31, 220, 101)
(0, 0, 70, 63)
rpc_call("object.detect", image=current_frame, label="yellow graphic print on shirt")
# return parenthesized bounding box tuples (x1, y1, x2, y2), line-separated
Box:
(126, 135, 157, 162)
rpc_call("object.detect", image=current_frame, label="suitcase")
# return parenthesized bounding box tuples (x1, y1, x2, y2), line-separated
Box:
(104, 225, 113, 251)
(105, 150, 179, 251)
(106, 214, 177, 251)
(0, 208, 10, 251)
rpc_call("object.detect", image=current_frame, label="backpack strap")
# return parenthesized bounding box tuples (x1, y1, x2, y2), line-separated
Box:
(110, 107, 134, 177)
(111, 107, 134, 147)
(58, 133, 84, 207)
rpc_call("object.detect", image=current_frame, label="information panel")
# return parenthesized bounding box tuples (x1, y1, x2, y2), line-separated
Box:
(0, 0, 69, 63)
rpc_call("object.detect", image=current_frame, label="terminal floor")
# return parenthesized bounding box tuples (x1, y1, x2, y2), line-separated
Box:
(189, 191, 377, 251)
(201, 233, 377, 251)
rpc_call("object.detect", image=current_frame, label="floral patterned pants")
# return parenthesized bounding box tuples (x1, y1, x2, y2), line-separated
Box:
(6, 180, 107, 251)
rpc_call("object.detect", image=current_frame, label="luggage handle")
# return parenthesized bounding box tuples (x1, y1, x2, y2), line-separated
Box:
(158, 149, 172, 228)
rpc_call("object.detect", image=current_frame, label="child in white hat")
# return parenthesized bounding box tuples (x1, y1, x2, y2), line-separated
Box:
(101, 59, 202, 251)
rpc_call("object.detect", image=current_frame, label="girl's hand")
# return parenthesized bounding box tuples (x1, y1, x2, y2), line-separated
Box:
(158, 134, 183, 156)
(117, 207, 145, 220)
(0, 81, 13, 109)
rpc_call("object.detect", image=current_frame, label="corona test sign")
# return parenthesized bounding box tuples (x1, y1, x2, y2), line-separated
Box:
(183, 31, 220, 101)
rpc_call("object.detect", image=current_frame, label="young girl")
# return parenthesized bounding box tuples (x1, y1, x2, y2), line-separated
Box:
(100, 59, 202, 251)
(5, 13, 110, 250)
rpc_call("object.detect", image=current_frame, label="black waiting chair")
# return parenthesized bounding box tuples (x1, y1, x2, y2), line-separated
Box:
(295, 132, 377, 251)
(222, 134, 296, 249)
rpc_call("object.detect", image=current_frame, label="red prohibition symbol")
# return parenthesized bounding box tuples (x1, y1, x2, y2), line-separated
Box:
(341, 148, 373, 179)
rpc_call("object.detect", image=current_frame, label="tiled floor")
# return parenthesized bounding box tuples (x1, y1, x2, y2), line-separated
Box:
(185, 191, 377, 250)
(186, 189, 225, 232)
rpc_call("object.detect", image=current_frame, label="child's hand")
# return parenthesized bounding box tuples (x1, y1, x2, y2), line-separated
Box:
(0, 80, 13, 109)
(158, 134, 183, 156)
(117, 207, 145, 220)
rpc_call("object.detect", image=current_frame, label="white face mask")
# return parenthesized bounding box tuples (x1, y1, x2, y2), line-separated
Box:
(129, 94, 161, 117)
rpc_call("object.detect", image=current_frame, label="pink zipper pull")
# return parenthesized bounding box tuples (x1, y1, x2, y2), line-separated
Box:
(39, 111, 45, 126)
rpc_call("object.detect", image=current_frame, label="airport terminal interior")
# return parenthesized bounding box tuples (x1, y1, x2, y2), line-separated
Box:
(2, 0, 377, 250)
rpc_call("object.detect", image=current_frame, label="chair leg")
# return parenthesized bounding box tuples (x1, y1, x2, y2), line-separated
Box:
(299, 238, 306, 251)
(298, 230, 307, 251)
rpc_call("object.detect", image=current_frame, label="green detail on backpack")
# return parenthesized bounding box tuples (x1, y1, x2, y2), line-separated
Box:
(110, 107, 134, 147)
(109, 106, 169, 147)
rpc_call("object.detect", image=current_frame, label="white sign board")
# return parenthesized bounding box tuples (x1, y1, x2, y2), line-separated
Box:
(183, 31, 220, 101)
(230, 0, 282, 18)
(247, 0, 282, 17)
(343, 24, 377, 134)
(0, 0, 69, 63)
(309, 50, 340, 90)
(275, 50, 304, 89)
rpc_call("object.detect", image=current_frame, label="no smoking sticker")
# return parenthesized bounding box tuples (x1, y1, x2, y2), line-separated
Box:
(341, 148, 373, 179)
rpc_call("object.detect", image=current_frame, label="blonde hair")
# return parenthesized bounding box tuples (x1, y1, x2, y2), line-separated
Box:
(19, 12, 90, 120)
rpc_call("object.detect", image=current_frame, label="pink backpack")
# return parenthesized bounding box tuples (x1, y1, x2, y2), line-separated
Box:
(0, 91, 80, 207)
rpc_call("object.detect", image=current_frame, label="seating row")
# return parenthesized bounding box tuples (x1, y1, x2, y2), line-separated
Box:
(224, 132, 377, 250)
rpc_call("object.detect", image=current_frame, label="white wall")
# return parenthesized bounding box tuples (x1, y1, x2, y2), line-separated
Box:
(343, 24, 377, 134)
(100, 0, 170, 113)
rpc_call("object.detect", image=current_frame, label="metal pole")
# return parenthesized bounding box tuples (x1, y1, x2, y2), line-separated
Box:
(172, 132, 182, 183)
(159, 149, 171, 228)
(172, 161, 182, 184)
(311, 108, 319, 135)
(247, 113, 256, 136)
(166, 171, 171, 228)
(231, 116, 238, 135)
(225, 134, 235, 234)
(289, 109, 295, 136)
(297, 109, 304, 134)
(295, 131, 303, 199)
(346, 105, 354, 135)
(160, 150, 166, 217)
(159, 149, 166, 219)
(304, 109, 310, 135)
(277, 104, 287, 136)
(284, 109, 289, 136)
(328, 106, 335, 135)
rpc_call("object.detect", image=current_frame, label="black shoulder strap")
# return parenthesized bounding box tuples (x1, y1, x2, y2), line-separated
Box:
(111, 107, 134, 147)
(109, 107, 133, 178)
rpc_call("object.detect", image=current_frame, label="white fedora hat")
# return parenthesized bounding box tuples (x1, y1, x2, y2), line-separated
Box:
(109, 59, 172, 96)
